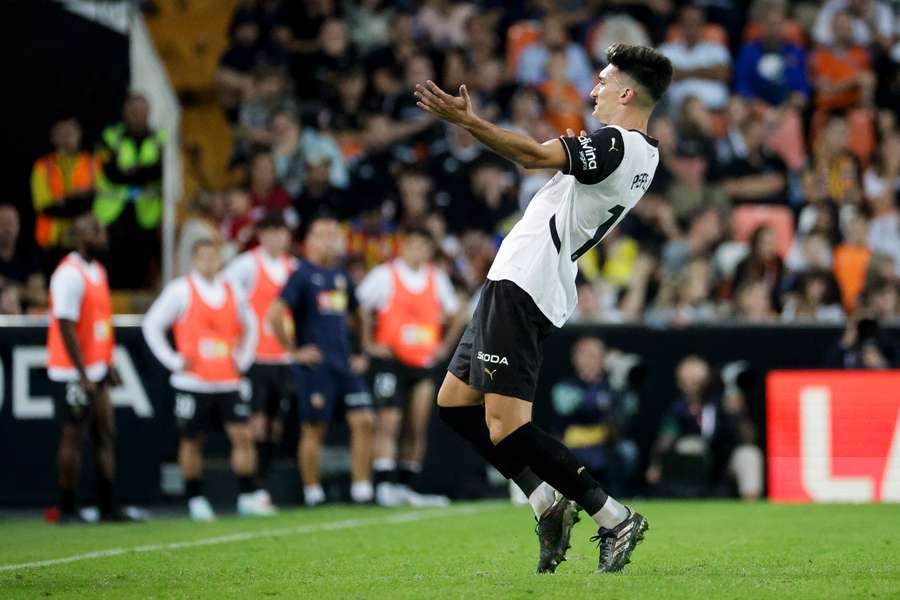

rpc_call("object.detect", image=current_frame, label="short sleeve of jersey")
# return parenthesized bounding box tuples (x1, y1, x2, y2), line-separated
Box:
(50, 265, 84, 321)
(559, 127, 626, 185)
(279, 267, 306, 308)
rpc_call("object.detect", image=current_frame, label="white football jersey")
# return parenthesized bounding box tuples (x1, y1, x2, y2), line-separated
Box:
(487, 125, 659, 326)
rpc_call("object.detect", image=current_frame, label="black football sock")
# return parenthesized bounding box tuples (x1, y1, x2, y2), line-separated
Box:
(494, 422, 609, 514)
(97, 475, 115, 516)
(397, 461, 421, 488)
(373, 457, 396, 487)
(256, 441, 274, 485)
(185, 478, 204, 500)
(59, 488, 76, 515)
(238, 476, 256, 494)
(437, 405, 543, 494)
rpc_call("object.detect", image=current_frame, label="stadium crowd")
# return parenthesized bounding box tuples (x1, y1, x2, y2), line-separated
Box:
(3, 0, 900, 328)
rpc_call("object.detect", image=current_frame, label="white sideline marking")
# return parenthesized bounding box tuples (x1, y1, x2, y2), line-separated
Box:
(0, 504, 501, 572)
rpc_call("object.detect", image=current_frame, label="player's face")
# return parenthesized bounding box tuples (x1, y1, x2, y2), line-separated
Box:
(260, 227, 290, 256)
(402, 235, 433, 267)
(590, 64, 625, 121)
(193, 245, 221, 278)
(306, 219, 341, 262)
(76, 214, 108, 254)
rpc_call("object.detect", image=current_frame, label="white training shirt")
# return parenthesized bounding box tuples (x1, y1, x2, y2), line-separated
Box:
(142, 272, 258, 393)
(222, 247, 299, 296)
(47, 252, 109, 382)
(356, 257, 461, 314)
(487, 125, 659, 327)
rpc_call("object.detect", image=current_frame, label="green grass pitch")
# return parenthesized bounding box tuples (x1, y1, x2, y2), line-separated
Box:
(1, 501, 897, 599)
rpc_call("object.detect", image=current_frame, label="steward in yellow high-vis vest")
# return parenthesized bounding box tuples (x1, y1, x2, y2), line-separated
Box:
(94, 96, 165, 231)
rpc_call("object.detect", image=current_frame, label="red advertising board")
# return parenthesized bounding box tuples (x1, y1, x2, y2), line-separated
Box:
(767, 371, 900, 502)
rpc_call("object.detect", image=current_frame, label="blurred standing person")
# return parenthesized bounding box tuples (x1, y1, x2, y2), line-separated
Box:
(549, 338, 638, 498)
(31, 117, 100, 272)
(267, 214, 375, 506)
(0, 203, 47, 311)
(356, 226, 467, 506)
(95, 94, 165, 289)
(142, 239, 274, 521)
(223, 213, 298, 499)
(46, 211, 135, 522)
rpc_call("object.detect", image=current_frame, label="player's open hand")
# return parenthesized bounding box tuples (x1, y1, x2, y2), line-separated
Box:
(415, 80, 475, 127)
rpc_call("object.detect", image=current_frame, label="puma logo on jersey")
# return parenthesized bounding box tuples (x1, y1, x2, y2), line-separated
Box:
(476, 351, 508, 365)
(483, 368, 497, 381)
(609, 137, 618, 152)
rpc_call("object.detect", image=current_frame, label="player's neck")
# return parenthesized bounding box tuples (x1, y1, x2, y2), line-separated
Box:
(74, 247, 94, 263)
(605, 107, 651, 136)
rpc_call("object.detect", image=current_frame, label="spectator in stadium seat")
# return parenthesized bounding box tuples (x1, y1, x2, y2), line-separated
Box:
(294, 152, 347, 228)
(646, 257, 719, 327)
(216, 7, 287, 115)
(231, 65, 297, 166)
(538, 50, 587, 135)
(720, 119, 788, 205)
(662, 207, 725, 275)
(345, 206, 401, 272)
(812, 0, 896, 50)
(731, 225, 786, 311)
(864, 134, 900, 271)
(516, 14, 595, 96)
(95, 94, 165, 290)
(0, 203, 47, 311)
(31, 117, 100, 271)
(810, 10, 875, 113)
(834, 211, 874, 311)
(176, 191, 228, 278)
(466, 162, 519, 236)
(802, 115, 864, 207)
(247, 151, 294, 223)
(665, 136, 728, 222)
(394, 166, 433, 228)
(366, 12, 420, 100)
(733, 280, 778, 322)
(733, 0, 810, 108)
(0, 284, 22, 315)
(417, 0, 476, 49)
(549, 337, 639, 498)
(658, 5, 732, 111)
(647, 355, 763, 500)
(325, 68, 376, 157)
(780, 269, 845, 322)
(300, 18, 359, 100)
(826, 315, 899, 368)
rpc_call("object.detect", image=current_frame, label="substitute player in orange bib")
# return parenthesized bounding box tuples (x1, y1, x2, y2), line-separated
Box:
(46, 211, 136, 522)
(357, 225, 467, 506)
(223, 213, 298, 501)
(143, 239, 274, 520)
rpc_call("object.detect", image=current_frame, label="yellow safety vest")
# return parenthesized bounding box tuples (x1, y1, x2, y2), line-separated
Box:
(94, 124, 165, 229)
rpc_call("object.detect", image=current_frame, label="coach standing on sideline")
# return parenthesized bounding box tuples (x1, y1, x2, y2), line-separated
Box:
(46, 211, 135, 522)
(143, 239, 273, 521)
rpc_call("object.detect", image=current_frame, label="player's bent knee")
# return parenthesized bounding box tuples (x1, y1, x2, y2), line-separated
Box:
(349, 410, 375, 433)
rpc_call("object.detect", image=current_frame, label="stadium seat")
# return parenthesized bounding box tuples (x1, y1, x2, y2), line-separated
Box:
(505, 21, 541, 77)
(731, 204, 795, 258)
(664, 23, 729, 46)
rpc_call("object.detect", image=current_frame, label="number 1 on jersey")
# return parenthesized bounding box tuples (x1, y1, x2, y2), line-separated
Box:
(567, 204, 625, 262)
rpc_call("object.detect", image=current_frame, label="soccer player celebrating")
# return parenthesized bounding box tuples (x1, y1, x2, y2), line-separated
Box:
(222, 213, 298, 502)
(143, 239, 274, 521)
(356, 225, 467, 507)
(46, 211, 136, 522)
(267, 214, 375, 506)
(415, 44, 672, 573)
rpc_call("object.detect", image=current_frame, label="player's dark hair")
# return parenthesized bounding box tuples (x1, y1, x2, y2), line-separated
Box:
(191, 238, 218, 256)
(400, 224, 434, 244)
(257, 211, 287, 231)
(302, 209, 339, 239)
(606, 43, 673, 104)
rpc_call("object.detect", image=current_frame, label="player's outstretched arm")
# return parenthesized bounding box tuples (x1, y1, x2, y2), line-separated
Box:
(415, 80, 568, 171)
